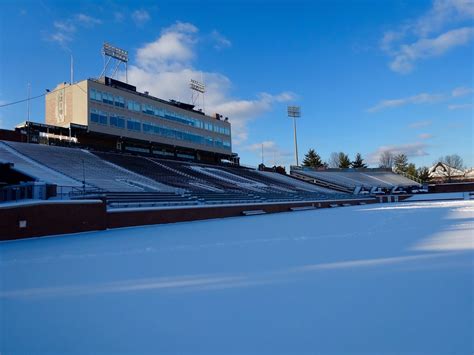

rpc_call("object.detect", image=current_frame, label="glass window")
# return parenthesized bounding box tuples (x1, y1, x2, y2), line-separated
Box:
(114, 96, 125, 108)
(127, 119, 141, 131)
(99, 111, 108, 125)
(90, 109, 107, 125)
(90, 109, 99, 123)
(110, 115, 125, 129)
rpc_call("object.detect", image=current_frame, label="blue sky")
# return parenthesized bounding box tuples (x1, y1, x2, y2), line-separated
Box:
(0, 0, 472, 168)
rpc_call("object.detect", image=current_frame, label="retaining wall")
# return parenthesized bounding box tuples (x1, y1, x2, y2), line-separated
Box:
(0, 198, 376, 241)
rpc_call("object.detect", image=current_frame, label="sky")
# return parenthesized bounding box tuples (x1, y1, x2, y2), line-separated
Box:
(0, 0, 472, 169)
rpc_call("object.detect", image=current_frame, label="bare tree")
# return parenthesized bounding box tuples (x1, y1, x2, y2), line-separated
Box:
(438, 154, 464, 182)
(328, 152, 340, 168)
(379, 151, 394, 168)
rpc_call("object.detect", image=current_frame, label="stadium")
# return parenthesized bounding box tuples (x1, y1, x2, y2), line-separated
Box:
(1, 12, 473, 355)
(0, 70, 440, 238)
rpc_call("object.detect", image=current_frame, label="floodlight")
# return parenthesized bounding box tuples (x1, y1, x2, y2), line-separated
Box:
(190, 79, 205, 93)
(287, 106, 301, 118)
(102, 43, 128, 62)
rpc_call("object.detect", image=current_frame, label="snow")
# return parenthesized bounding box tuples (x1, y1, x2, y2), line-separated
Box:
(1, 200, 473, 354)
(405, 192, 469, 201)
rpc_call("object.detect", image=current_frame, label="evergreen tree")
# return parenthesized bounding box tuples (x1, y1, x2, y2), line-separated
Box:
(351, 153, 367, 168)
(338, 152, 351, 169)
(302, 149, 324, 168)
(394, 153, 408, 172)
(406, 163, 417, 177)
(417, 166, 430, 182)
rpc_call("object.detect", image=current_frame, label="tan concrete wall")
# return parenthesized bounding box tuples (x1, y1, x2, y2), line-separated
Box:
(71, 80, 89, 125)
(45, 81, 88, 127)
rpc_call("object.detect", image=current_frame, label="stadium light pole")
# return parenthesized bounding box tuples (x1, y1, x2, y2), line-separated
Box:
(287, 106, 301, 166)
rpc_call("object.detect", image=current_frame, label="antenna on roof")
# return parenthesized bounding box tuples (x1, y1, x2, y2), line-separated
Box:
(190, 77, 205, 113)
(99, 42, 129, 82)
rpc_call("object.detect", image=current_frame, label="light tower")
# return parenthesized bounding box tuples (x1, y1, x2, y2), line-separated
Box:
(99, 42, 129, 82)
(287, 105, 301, 166)
(189, 78, 205, 112)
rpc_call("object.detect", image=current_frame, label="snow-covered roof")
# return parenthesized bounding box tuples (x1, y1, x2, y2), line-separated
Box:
(428, 162, 465, 178)
(464, 168, 474, 178)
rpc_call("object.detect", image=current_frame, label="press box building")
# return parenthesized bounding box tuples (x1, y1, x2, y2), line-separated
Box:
(44, 77, 235, 163)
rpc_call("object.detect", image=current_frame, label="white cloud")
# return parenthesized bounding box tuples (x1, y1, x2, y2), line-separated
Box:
(419, 133, 434, 139)
(368, 85, 472, 112)
(75, 13, 102, 27)
(211, 92, 296, 144)
(136, 22, 198, 70)
(448, 103, 473, 110)
(210, 30, 232, 50)
(367, 142, 429, 164)
(48, 32, 73, 46)
(409, 120, 432, 129)
(54, 20, 75, 33)
(381, 0, 474, 73)
(47, 13, 102, 46)
(389, 27, 474, 73)
(367, 92, 444, 112)
(451, 86, 473, 97)
(414, 0, 474, 37)
(126, 22, 295, 146)
(132, 9, 151, 26)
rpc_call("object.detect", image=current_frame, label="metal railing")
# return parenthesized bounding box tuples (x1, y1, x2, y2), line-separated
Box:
(393, 170, 423, 184)
(55, 185, 106, 200)
(0, 184, 34, 203)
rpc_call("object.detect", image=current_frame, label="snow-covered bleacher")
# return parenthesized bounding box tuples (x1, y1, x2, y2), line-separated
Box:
(0, 141, 358, 206)
(96, 152, 351, 204)
(2, 141, 172, 193)
(0, 141, 81, 187)
(291, 166, 421, 194)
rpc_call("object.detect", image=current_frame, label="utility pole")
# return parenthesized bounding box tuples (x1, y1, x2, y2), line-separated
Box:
(26, 83, 31, 121)
(70, 53, 74, 84)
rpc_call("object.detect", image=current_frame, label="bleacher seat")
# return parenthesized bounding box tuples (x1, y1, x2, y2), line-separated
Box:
(0, 142, 361, 207)
(3, 142, 171, 193)
(291, 167, 421, 194)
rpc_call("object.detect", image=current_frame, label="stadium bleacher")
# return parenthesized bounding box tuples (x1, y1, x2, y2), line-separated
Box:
(2, 141, 171, 193)
(96, 151, 352, 203)
(0, 141, 81, 187)
(0, 141, 363, 207)
(291, 166, 421, 194)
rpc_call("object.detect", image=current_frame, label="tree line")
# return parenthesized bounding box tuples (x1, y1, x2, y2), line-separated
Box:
(301, 148, 465, 183)
(302, 150, 367, 169)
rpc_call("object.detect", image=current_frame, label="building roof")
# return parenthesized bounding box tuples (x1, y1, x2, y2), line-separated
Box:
(428, 162, 465, 178)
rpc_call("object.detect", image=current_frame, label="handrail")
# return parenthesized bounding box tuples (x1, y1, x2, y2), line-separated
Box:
(393, 170, 423, 184)
(55, 185, 106, 200)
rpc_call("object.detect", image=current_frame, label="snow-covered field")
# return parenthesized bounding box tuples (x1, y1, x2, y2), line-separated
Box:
(1, 200, 473, 354)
